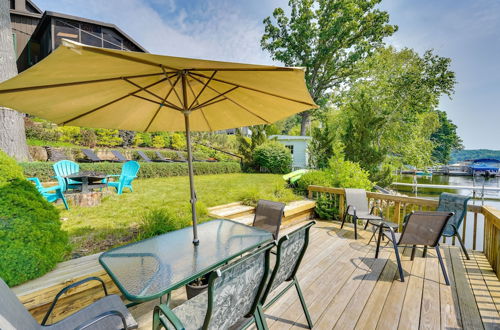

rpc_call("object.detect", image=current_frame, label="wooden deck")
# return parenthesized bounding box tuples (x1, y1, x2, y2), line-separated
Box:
(131, 220, 500, 329)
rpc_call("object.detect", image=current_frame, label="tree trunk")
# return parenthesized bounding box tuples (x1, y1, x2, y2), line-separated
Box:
(300, 111, 310, 136)
(0, 0, 29, 161)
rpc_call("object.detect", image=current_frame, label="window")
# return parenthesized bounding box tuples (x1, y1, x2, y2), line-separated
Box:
(80, 22, 102, 47)
(10, 0, 14, 9)
(286, 145, 294, 154)
(54, 19, 79, 47)
(102, 28, 122, 50)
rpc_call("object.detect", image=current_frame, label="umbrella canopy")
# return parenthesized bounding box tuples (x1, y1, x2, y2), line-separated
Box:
(0, 39, 317, 244)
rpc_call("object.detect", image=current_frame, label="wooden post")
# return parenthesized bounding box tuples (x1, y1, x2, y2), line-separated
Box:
(339, 194, 345, 219)
(393, 201, 401, 226)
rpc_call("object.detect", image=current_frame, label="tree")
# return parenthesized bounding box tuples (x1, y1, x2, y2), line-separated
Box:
(0, 2, 29, 161)
(431, 110, 463, 164)
(261, 0, 397, 135)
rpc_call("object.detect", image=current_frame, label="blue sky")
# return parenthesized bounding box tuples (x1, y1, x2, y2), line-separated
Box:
(37, 0, 500, 149)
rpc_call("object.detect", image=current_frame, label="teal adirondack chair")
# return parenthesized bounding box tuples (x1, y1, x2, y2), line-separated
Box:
(28, 177, 69, 210)
(53, 160, 80, 189)
(107, 161, 140, 195)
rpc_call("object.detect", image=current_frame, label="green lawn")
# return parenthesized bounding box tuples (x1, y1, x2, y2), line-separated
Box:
(61, 173, 299, 256)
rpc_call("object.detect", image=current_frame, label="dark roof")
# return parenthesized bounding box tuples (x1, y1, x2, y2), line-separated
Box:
(31, 11, 147, 53)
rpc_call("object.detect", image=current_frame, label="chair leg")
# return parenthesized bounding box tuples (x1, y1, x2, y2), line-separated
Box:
(364, 220, 370, 230)
(393, 242, 404, 282)
(340, 211, 348, 229)
(435, 245, 450, 285)
(294, 277, 313, 329)
(353, 216, 358, 240)
(60, 194, 69, 210)
(256, 305, 269, 330)
(422, 246, 427, 258)
(411, 245, 416, 261)
(368, 227, 377, 244)
(375, 225, 383, 259)
(454, 232, 470, 260)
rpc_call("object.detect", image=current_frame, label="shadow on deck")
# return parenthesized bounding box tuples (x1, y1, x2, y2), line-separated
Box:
(132, 220, 500, 329)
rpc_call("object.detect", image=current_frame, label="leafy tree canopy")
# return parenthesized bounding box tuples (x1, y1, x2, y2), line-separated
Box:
(261, 0, 397, 134)
(430, 110, 463, 164)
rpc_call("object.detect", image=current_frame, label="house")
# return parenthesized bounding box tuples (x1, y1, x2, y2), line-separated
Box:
(10, 0, 146, 73)
(269, 135, 311, 169)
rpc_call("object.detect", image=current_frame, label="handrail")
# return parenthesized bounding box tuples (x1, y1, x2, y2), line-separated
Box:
(307, 185, 500, 280)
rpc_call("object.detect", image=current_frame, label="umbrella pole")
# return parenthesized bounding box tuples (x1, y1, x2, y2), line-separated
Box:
(184, 112, 199, 245)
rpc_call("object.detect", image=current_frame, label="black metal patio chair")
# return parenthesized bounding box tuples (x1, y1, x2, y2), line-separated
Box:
(152, 242, 274, 330)
(258, 221, 316, 329)
(0, 276, 137, 329)
(341, 188, 398, 240)
(82, 148, 105, 162)
(374, 211, 454, 284)
(253, 199, 286, 240)
(154, 151, 175, 162)
(136, 150, 153, 163)
(436, 192, 471, 260)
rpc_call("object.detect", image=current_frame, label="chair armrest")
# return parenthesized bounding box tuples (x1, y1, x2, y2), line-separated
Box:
(385, 225, 399, 244)
(74, 310, 128, 330)
(106, 174, 121, 177)
(42, 276, 108, 325)
(27, 177, 41, 185)
(370, 206, 384, 218)
(346, 205, 356, 217)
(154, 304, 185, 330)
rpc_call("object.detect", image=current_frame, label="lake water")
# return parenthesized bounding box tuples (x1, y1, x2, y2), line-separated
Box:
(390, 174, 500, 251)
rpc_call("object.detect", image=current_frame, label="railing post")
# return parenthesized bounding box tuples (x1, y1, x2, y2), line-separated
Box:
(393, 201, 401, 226)
(339, 194, 345, 219)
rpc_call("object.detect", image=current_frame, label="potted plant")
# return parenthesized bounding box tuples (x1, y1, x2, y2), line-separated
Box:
(185, 274, 209, 299)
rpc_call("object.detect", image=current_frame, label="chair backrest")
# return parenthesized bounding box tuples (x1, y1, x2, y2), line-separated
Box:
(155, 151, 167, 160)
(398, 211, 454, 246)
(204, 243, 273, 329)
(176, 151, 186, 161)
(53, 160, 79, 177)
(121, 161, 140, 179)
(112, 150, 128, 162)
(437, 193, 471, 236)
(0, 278, 40, 330)
(137, 151, 152, 162)
(344, 188, 370, 214)
(253, 199, 285, 239)
(82, 149, 101, 161)
(262, 221, 315, 301)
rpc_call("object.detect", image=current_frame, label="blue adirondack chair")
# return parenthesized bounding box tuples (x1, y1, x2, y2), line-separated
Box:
(27, 177, 69, 210)
(53, 160, 80, 189)
(106, 161, 140, 195)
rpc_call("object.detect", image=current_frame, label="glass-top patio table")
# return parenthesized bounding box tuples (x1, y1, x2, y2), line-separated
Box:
(99, 219, 273, 303)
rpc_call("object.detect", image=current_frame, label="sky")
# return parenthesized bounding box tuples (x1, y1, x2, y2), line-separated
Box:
(37, 0, 500, 149)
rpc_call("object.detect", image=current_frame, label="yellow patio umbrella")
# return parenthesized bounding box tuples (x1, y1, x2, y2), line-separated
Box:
(0, 39, 317, 244)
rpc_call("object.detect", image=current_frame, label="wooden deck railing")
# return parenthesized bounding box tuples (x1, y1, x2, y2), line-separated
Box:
(307, 185, 500, 279)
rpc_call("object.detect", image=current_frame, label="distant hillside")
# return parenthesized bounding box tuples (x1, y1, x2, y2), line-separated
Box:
(450, 149, 500, 163)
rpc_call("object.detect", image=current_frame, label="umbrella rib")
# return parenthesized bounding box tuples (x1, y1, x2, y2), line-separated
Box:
(187, 67, 296, 72)
(189, 74, 271, 124)
(185, 79, 212, 131)
(189, 72, 317, 108)
(188, 70, 217, 110)
(123, 78, 165, 102)
(190, 86, 238, 111)
(163, 71, 184, 108)
(144, 75, 183, 132)
(0, 72, 165, 94)
(132, 94, 183, 111)
(62, 76, 171, 125)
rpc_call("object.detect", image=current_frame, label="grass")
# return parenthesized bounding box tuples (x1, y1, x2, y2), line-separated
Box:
(59, 173, 300, 257)
(27, 138, 80, 148)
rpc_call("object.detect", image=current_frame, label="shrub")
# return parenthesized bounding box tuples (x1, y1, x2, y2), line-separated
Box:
(314, 194, 339, 220)
(0, 151, 69, 286)
(137, 208, 189, 240)
(295, 170, 332, 195)
(95, 129, 123, 146)
(238, 184, 299, 206)
(152, 135, 166, 148)
(171, 133, 186, 150)
(253, 142, 292, 174)
(81, 129, 97, 148)
(58, 126, 81, 144)
(119, 130, 135, 147)
(20, 161, 242, 181)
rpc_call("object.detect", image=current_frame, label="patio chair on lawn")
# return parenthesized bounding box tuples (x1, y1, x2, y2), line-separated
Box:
(374, 211, 454, 284)
(107, 161, 140, 195)
(111, 150, 129, 162)
(341, 188, 398, 240)
(53, 160, 80, 190)
(0, 277, 137, 329)
(436, 192, 471, 260)
(153, 242, 274, 330)
(258, 221, 316, 329)
(154, 151, 174, 163)
(81, 148, 105, 162)
(253, 199, 286, 240)
(175, 150, 188, 162)
(136, 150, 153, 162)
(28, 177, 69, 210)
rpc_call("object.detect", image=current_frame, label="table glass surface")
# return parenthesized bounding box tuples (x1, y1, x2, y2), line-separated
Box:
(99, 219, 273, 301)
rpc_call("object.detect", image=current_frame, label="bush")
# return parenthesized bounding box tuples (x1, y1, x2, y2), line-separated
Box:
(0, 151, 69, 286)
(58, 126, 81, 144)
(253, 142, 292, 174)
(95, 129, 123, 146)
(238, 183, 299, 206)
(20, 161, 242, 181)
(81, 129, 97, 148)
(314, 194, 338, 220)
(171, 133, 186, 150)
(295, 170, 332, 195)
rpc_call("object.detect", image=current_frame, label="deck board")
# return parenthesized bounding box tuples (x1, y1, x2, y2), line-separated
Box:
(132, 220, 500, 329)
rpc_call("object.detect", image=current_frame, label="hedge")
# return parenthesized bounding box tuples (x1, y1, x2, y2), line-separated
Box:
(20, 161, 242, 181)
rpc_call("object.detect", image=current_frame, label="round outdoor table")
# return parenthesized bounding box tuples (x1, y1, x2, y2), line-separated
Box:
(64, 171, 106, 193)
